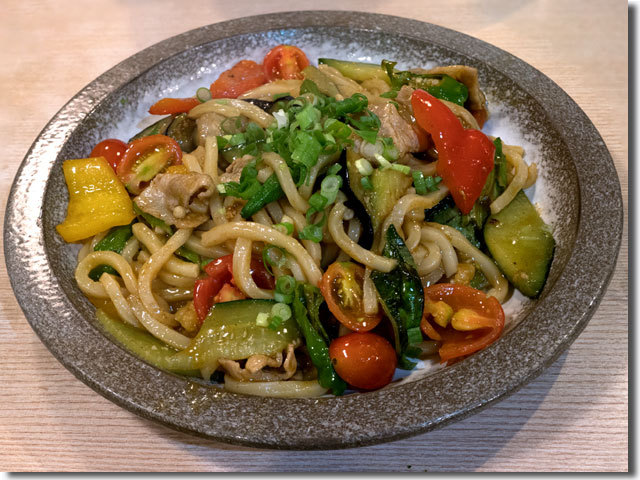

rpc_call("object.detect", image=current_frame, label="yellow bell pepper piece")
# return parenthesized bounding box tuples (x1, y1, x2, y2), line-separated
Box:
(56, 157, 136, 243)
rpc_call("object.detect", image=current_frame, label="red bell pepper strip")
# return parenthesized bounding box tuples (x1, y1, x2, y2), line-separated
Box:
(148, 97, 200, 115)
(411, 89, 495, 214)
(209, 60, 267, 99)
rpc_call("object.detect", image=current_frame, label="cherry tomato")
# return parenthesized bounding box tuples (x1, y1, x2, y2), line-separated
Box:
(194, 254, 276, 324)
(193, 276, 227, 324)
(209, 60, 266, 99)
(320, 262, 382, 332)
(329, 332, 397, 390)
(90, 139, 127, 172)
(263, 45, 309, 81)
(204, 254, 275, 290)
(411, 89, 495, 214)
(117, 134, 182, 193)
(420, 283, 505, 363)
(148, 97, 200, 115)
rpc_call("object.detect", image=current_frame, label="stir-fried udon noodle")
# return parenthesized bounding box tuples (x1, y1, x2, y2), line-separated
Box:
(58, 45, 554, 397)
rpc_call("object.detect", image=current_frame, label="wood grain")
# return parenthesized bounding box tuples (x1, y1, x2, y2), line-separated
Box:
(0, 0, 627, 472)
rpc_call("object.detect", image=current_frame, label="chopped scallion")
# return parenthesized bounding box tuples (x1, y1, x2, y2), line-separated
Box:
(361, 176, 374, 190)
(412, 170, 427, 195)
(273, 221, 294, 235)
(268, 316, 283, 331)
(271, 302, 292, 321)
(407, 326, 423, 345)
(308, 192, 328, 211)
(326, 164, 342, 176)
(355, 158, 373, 176)
(374, 153, 392, 170)
(299, 224, 323, 243)
(320, 175, 342, 204)
(196, 87, 212, 103)
(255, 312, 270, 327)
(273, 109, 288, 129)
(390, 163, 411, 175)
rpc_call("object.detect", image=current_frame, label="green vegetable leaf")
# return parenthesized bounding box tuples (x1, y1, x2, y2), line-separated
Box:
(425, 196, 483, 249)
(370, 225, 424, 369)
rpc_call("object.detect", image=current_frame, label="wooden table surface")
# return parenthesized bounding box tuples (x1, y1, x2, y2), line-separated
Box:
(0, 0, 628, 472)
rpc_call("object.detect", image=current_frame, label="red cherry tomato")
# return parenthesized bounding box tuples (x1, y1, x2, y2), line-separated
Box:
(329, 332, 397, 390)
(117, 134, 182, 193)
(90, 139, 127, 172)
(420, 283, 505, 363)
(148, 97, 200, 115)
(320, 262, 382, 332)
(263, 45, 309, 81)
(203, 254, 275, 290)
(411, 89, 495, 214)
(194, 254, 275, 325)
(209, 60, 267, 99)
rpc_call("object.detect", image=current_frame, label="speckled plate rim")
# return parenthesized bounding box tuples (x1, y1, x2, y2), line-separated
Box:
(4, 11, 623, 450)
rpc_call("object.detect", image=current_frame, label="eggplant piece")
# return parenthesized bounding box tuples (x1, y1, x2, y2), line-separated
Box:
(166, 113, 197, 153)
(128, 115, 174, 142)
(242, 96, 295, 114)
(337, 151, 374, 249)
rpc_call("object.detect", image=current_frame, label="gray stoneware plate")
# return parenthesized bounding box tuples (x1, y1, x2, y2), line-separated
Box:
(5, 11, 623, 450)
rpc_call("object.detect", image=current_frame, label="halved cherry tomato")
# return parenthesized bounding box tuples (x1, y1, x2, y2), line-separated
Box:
(320, 262, 382, 332)
(329, 332, 397, 390)
(90, 139, 127, 172)
(193, 254, 275, 324)
(420, 283, 505, 363)
(209, 60, 267, 99)
(263, 45, 309, 81)
(117, 134, 182, 193)
(148, 97, 200, 115)
(411, 89, 495, 214)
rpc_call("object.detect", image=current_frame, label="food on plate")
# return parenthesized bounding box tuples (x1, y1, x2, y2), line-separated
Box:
(57, 45, 555, 397)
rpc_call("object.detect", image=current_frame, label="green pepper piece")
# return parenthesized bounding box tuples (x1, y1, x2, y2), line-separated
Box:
(240, 173, 284, 219)
(89, 224, 133, 281)
(133, 202, 173, 234)
(382, 60, 469, 107)
(292, 283, 346, 395)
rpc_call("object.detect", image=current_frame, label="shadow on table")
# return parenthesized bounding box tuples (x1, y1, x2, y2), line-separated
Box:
(144, 352, 571, 472)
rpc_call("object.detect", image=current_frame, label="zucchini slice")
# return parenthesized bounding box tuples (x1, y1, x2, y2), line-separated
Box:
(484, 191, 555, 298)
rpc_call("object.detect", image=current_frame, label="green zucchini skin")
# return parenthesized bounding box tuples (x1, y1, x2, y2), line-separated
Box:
(96, 309, 200, 376)
(171, 299, 300, 373)
(483, 191, 555, 298)
(97, 299, 301, 378)
(318, 58, 390, 84)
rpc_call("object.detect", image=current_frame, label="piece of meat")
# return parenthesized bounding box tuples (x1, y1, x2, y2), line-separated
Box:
(367, 101, 421, 156)
(218, 343, 299, 382)
(413, 65, 489, 127)
(219, 154, 253, 184)
(134, 172, 215, 229)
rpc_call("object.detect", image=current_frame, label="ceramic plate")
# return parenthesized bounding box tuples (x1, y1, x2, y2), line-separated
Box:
(4, 11, 623, 449)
